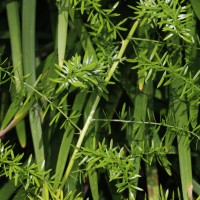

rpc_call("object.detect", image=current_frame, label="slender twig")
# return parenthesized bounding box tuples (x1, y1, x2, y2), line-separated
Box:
(92, 118, 200, 139)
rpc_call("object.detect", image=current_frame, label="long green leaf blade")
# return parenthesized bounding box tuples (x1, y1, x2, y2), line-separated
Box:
(6, 0, 27, 147)
(22, 0, 44, 164)
(58, 0, 69, 67)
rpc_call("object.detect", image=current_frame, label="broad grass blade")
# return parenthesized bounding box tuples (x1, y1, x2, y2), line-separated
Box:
(190, 0, 200, 20)
(54, 92, 87, 184)
(6, 0, 26, 147)
(168, 36, 192, 200)
(22, 0, 45, 164)
(58, 0, 69, 67)
(84, 94, 100, 200)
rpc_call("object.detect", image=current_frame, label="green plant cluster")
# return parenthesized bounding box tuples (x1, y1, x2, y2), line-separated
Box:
(0, 140, 83, 200)
(0, 0, 200, 199)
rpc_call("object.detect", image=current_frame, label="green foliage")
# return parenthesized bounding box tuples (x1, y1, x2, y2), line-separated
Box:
(50, 54, 107, 93)
(78, 139, 143, 194)
(0, 140, 50, 198)
(1, 0, 200, 199)
(132, 0, 193, 42)
(0, 140, 83, 200)
(78, 138, 176, 197)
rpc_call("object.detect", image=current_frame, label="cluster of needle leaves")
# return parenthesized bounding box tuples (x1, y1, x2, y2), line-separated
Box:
(0, 140, 60, 200)
(50, 54, 107, 93)
(132, 0, 193, 42)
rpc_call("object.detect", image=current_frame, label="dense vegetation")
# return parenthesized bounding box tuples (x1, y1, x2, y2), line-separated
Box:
(0, 0, 200, 199)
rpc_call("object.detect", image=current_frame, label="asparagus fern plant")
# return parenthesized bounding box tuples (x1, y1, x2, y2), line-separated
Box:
(0, 0, 200, 199)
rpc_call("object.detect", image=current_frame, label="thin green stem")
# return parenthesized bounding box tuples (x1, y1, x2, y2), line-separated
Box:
(60, 19, 140, 189)
(60, 95, 100, 189)
(105, 19, 140, 82)
(92, 118, 199, 139)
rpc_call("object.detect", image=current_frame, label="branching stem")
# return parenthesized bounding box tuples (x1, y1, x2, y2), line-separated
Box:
(60, 19, 140, 189)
